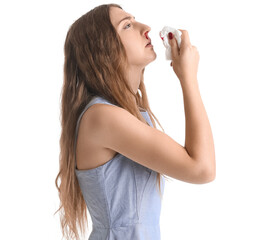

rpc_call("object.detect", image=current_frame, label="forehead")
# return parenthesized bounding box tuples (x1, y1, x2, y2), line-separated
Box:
(109, 7, 133, 27)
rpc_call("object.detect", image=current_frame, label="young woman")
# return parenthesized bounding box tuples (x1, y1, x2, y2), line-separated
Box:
(55, 3, 215, 240)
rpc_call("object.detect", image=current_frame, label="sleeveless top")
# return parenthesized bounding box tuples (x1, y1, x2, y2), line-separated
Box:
(74, 95, 165, 240)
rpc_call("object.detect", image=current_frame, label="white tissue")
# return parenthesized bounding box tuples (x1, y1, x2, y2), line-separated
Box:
(159, 26, 182, 60)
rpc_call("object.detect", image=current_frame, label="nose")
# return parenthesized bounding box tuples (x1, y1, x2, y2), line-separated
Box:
(144, 31, 150, 40)
(144, 26, 151, 40)
(139, 22, 151, 39)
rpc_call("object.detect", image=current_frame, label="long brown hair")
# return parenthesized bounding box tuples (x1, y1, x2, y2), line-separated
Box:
(55, 3, 168, 240)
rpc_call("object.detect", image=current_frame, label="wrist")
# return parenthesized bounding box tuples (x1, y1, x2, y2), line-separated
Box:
(180, 77, 199, 90)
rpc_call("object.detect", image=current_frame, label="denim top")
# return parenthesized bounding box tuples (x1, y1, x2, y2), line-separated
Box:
(74, 95, 165, 239)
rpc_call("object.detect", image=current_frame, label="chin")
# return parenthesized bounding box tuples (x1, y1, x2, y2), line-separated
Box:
(152, 51, 157, 61)
(145, 52, 157, 66)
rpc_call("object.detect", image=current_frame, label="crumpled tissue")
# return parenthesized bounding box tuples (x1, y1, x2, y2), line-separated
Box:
(159, 26, 182, 60)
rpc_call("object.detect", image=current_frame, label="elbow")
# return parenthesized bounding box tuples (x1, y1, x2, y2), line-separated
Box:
(203, 171, 216, 183)
(199, 162, 216, 184)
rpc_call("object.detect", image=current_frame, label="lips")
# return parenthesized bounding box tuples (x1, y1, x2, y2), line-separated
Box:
(145, 41, 153, 48)
(146, 41, 152, 46)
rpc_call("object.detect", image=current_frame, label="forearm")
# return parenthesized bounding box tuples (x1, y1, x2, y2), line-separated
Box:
(181, 79, 216, 176)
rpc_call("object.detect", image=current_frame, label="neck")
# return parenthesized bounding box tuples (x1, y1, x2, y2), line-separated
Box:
(127, 66, 143, 95)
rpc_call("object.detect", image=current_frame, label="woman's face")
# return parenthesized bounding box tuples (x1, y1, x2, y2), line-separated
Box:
(109, 7, 157, 68)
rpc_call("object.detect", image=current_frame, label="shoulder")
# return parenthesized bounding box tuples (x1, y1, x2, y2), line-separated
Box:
(81, 103, 132, 144)
(82, 102, 127, 127)
(82, 102, 149, 149)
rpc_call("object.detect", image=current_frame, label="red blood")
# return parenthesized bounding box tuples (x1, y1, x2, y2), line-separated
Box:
(159, 32, 164, 41)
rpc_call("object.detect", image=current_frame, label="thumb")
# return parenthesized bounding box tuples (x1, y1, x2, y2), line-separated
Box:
(168, 32, 179, 60)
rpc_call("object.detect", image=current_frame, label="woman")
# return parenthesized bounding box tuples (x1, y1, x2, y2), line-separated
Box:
(55, 3, 215, 240)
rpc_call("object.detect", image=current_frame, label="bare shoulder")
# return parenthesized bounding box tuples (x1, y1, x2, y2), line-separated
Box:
(83, 103, 213, 184)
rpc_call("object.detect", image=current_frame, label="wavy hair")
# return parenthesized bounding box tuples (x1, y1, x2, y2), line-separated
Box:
(55, 3, 167, 240)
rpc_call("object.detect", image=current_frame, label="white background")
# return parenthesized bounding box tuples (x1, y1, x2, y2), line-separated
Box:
(0, 0, 264, 239)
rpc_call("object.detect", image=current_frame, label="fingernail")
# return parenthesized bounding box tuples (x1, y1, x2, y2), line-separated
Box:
(168, 32, 173, 40)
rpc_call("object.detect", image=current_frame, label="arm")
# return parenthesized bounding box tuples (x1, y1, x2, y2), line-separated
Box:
(84, 103, 213, 184)
(181, 80, 216, 182)
(168, 29, 216, 182)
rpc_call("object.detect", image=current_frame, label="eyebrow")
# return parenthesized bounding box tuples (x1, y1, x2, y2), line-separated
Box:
(117, 16, 135, 26)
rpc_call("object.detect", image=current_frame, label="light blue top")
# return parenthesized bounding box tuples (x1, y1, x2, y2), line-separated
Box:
(74, 95, 165, 240)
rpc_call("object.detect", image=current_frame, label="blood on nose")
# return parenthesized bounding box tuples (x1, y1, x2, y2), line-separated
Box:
(145, 31, 149, 39)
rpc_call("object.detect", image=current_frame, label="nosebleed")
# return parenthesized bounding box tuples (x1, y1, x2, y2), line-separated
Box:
(159, 26, 182, 60)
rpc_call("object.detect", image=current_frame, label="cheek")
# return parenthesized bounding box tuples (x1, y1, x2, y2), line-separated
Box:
(122, 34, 140, 50)
(123, 38, 137, 52)
(123, 39, 144, 60)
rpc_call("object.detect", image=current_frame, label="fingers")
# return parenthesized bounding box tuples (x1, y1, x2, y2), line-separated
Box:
(178, 29, 191, 47)
(168, 32, 179, 60)
(168, 29, 198, 62)
(192, 45, 199, 55)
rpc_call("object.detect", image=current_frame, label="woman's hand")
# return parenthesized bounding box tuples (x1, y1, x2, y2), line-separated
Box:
(168, 29, 200, 85)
